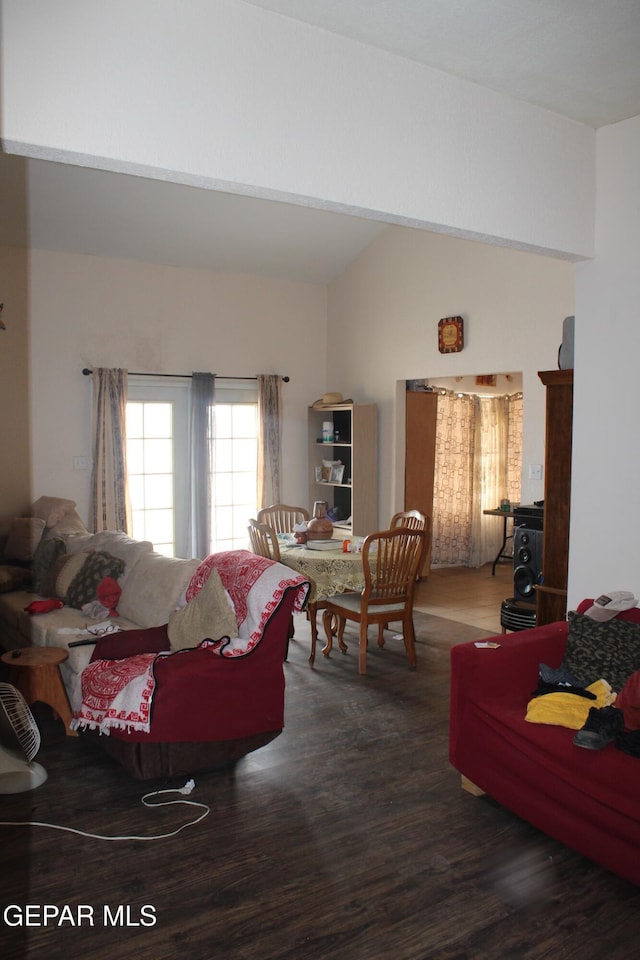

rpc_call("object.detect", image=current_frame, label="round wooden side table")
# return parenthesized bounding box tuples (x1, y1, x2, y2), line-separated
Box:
(1, 647, 77, 737)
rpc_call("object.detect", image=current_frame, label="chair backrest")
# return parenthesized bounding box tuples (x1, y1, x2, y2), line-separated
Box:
(390, 509, 427, 533)
(361, 527, 426, 608)
(390, 510, 431, 574)
(248, 518, 281, 561)
(257, 503, 310, 535)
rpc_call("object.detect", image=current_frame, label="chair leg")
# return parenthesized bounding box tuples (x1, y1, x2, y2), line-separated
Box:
(359, 619, 369, 674)
(403, 614, 417, 669)
(336, 616, 348, 655)
(377, 623, 385, 648)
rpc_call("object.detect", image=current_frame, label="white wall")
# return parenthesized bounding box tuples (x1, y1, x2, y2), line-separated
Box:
(28, 249, 327, 523)
(570, 115, 640, 607)
(328, 227, 574, 526)
(3, 0, 594, 259)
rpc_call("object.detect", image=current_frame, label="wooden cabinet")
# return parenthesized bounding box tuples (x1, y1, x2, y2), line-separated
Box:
(308, 403, 377, 536)
(536, 369, 573, 626)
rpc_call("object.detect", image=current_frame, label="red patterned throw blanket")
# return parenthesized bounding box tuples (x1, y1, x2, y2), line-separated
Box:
(71, 653, 158, 735)
(188, 550, 310, 657)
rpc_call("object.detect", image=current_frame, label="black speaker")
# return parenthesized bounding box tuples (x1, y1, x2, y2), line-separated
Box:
(512, 525, 543, 604)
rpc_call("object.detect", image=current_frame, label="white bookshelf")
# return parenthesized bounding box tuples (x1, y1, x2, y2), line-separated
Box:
(307, 403, 378, 536)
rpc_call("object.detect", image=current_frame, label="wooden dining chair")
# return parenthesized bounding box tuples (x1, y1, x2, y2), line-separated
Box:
(248, 518, 281, 561)
(390, 509, 430, 578)
(390, 509, 427, 532)
(247, 518, 301, 653)
(257, 504, 309, 536)
(321, 526, 426, 674)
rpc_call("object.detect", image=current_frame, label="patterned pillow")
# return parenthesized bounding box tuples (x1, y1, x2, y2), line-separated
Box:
(66, 551, 125, 610)
(562, 611, 640, 692)
(31, 536, 66, 595)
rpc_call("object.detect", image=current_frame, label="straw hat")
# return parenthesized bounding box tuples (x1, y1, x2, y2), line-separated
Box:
(312, 392, 352, 408)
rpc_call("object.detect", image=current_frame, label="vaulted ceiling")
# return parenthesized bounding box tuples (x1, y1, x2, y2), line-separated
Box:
(3, 0, 640, 282)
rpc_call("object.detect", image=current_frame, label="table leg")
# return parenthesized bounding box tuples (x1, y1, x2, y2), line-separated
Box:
(308, 601, 318, 665)
(491, 514, 513, 576)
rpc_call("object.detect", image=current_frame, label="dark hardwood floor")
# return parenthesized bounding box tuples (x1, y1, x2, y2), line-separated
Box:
(2, 610, 639, 960)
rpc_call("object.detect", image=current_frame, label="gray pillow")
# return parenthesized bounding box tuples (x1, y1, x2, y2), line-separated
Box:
(66, 551, 126, 609)
(31, 536, 66, 594)
(562, 611, 640, 692)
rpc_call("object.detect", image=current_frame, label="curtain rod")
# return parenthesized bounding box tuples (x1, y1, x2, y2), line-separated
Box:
(82, 368, 289, 382)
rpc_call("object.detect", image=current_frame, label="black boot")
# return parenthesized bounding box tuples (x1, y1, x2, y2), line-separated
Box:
(573, 706, 625, 750)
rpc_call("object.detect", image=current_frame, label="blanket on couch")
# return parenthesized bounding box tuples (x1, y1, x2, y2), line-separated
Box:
(187, 550, 310, 656)
(70, 653, 157, 735)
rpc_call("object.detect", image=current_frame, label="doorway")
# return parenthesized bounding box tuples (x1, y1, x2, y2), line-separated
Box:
(403, 373, 523, 570)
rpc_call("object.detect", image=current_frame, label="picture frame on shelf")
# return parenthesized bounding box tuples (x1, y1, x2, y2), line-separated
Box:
(330, 463, 345, 484)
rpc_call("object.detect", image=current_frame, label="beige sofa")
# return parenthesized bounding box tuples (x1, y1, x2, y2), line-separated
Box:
(0, 498, 200, 702)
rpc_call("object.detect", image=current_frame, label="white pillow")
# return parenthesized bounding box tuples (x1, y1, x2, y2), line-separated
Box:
(118, 552, 200, 628)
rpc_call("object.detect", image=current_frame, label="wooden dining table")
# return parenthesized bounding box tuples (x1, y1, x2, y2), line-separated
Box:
(278, 536, 370, 663)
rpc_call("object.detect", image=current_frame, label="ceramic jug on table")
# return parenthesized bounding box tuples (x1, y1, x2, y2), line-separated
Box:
(306, 501, 333, 540)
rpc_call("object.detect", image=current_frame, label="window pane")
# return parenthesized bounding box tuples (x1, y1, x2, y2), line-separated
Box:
(128, 475, 145, 511)
(232, 405, 257, 437)
(126, 398, 176, 557)
(214, 472, 233, 506)
(143, 438, 172, 473)
(232, 507, 253, 539)
(145, 509, 174, 546)
(127, 438, 144, 475)
(232, 471, 257, 503)
(214, 438, 233, 471)
(126, 404, 143, 437)
(130, 509, 146, 543)
(233, 438, 257, 466)
(144, 473, 173, 510)
(210, 400, 258, 551)
(214, 405, 232, 436)
(214, 506, 234, 541)
(144, 403, 172, 438)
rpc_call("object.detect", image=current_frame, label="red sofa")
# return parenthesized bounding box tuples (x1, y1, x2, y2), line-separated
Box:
(81, 552, 310, 780)
(449, 601, 640, 886)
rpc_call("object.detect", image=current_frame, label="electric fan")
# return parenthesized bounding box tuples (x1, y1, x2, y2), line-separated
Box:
(0, 682, 48, 794)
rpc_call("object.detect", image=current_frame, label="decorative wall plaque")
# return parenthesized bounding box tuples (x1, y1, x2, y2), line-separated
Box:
(438, 316, 464, 353)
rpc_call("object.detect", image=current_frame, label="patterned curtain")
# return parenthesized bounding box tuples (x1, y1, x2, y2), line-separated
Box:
(432, 391, 522, 567)
(257, 374, 282, 510)
(189, 372, 215, 560)
(89, 368, 129, 533)
(432, 392, 475, 565)
(506, 393, 523, 504)
(469, 396, 509, 567)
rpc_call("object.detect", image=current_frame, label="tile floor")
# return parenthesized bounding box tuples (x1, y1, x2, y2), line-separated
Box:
(414, 559, 514, 634)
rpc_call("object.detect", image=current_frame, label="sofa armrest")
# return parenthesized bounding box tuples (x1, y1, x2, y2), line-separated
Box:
(90, 624, 170, 661)
(450, 620, 569, 703)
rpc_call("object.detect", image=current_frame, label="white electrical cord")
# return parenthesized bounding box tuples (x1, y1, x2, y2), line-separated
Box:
(0, 779, 210, 841)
